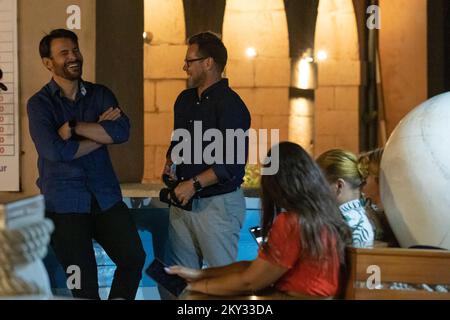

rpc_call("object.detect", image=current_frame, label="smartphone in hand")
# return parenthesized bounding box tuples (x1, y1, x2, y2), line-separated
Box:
(249, 226, 264, 246)
(145, 259, 187, 297)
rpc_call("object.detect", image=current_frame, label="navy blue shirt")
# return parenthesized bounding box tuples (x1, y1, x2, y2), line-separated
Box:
(167, 79, 251, 197)
(27, 79, 130, 213)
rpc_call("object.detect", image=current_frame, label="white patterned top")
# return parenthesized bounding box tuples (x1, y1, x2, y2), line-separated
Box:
(339, 199, 375, 248)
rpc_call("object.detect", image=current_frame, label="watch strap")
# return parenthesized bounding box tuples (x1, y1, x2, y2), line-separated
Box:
(193, 176, 203, 192)
(68, 119, 81, 140)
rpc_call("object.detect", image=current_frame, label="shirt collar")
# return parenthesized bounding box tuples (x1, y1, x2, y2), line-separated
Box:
(199, 78, 229, 100)
(49, 78, 87, 98)
(339, 199, 364, 212)
(80, 81, 87, 96)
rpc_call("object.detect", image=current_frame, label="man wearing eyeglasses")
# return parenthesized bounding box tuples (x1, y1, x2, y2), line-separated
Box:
(27, 29, 145, 300)
(162, 32, 251, 293)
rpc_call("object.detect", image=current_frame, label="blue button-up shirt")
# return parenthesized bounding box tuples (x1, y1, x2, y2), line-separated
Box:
(27, 79, 130, 213)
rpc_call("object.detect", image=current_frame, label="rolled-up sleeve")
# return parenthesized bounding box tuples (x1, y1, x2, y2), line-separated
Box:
(98, 116, 130, 144)
(212, 94, 251, 184)
(97, 86, 130, 144)
(27, 97, 79, 162)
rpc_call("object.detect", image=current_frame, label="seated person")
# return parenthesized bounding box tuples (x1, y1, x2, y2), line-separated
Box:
(358, 148, 399, 246)
(358, 148, 384, 210)
(316, 149, 375, 248)
(166, 142, 351, 298)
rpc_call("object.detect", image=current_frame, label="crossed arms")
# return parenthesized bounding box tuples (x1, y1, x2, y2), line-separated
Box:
(57, 107, 122, 159)
(28, 99, 130, 162)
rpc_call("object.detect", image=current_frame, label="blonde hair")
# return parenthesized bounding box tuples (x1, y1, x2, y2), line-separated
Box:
(358, 148, 384, 179)
(316, 149, 368, 189)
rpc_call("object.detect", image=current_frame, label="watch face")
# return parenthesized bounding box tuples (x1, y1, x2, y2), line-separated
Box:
(193, 178, 202, 192)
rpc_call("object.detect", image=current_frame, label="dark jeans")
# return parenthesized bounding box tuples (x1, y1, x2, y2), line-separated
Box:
(46, 200, 146, 300)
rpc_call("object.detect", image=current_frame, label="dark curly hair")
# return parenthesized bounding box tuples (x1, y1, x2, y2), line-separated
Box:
(260, 142, 352, 263)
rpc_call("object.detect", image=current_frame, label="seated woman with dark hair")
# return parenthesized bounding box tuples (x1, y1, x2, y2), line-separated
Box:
(166, 142, 351, 298)
(316, 149, 375, 248)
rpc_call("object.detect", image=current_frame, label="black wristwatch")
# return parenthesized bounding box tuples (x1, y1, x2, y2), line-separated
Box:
(68, 119, 78, 138)
(192, 176, 203, 192)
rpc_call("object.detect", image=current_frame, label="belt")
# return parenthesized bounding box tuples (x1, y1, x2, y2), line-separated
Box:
(194, 187, 239, 199)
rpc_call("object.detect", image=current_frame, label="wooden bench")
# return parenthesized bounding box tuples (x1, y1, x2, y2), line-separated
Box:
(180, 246, 450, 300)
(344, 247, 450, 299)
(180, 288, 332, 300)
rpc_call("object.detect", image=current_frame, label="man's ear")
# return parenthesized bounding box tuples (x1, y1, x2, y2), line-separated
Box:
(42, 57, 53, 72)
(205, 57, 215, 72)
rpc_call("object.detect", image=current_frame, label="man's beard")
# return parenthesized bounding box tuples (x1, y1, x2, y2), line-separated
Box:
(55, 61, 83, 81)
(187, 70, 206, 88)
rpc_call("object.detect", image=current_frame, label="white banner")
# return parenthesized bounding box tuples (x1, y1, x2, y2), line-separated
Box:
(0, 0, 19, 191)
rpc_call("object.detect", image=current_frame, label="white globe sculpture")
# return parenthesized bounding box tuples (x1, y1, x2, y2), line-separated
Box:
(380, 92, 450, 250)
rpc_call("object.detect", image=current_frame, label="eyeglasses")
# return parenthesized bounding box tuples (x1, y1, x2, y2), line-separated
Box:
(184, 57, 208, 68)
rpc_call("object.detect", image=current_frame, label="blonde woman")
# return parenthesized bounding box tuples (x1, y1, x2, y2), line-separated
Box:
(317, 149, 375, 248)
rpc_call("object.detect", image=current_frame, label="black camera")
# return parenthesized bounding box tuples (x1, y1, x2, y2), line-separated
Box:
(159, 174, 193, 211)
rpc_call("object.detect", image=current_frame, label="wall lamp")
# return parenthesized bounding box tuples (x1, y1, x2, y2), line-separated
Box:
(143, 31, 153, 45)
(291, 49, 318, 90)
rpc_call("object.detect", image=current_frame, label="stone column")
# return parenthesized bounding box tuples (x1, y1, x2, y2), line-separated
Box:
(314, 0, 361, 156)
(223, 0, 290, 163)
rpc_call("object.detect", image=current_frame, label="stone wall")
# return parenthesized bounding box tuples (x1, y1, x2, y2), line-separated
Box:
(379, 0, 428, 136)
(2, 0, 430, 189)
(314, 0, 361, 156)
(143, 0, 292, 181)
(223, 0, 290, 163)
(18, 0, 96, 195)
(143, 0, 187, 182)
(142, 0, 429, 180)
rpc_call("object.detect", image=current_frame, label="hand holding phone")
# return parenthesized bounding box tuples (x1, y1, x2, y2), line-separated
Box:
(145, 259, 187, 297)
(249, 226, 264, 246)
